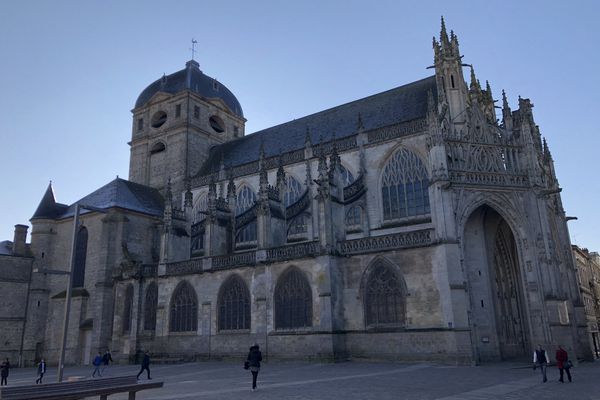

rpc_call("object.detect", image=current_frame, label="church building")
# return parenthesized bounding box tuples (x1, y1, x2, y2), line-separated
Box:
(4, 19, 589, 365)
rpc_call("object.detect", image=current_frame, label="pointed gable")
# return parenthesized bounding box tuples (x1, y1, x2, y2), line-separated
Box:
(31, 183, 68, 220)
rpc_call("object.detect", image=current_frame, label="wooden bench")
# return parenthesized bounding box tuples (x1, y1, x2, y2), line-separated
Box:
(0, 375, 163, 400)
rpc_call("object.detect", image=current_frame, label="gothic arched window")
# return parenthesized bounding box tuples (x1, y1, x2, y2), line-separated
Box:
(284, 176, 304, 207)
(193, 194, 208, 223)
(381, 148, 430, 220)
(288, 214, 308, 235)
(339, 165, 355, 186)
(236, 186, 257, 244)
(123, 284, 134, 333)
(218, 275, 250, 331)
(235, 186, 256, 215)
(169, 281, 198, 332)
(346, 205, 362, 226)
(72, 226, 88, 288)
(144, 282, 158, 331)
(275, 268, 312, 330)
(365, 263, 405, 326)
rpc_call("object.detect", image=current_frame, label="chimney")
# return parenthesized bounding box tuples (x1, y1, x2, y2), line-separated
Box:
(13, 224, 28, 256)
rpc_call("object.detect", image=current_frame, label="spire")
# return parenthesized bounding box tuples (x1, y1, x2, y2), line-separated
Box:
(502, 89, 510, 110)
(485, 80, 493, 102)
(276, 152, 286, 186)
(304, 127, 312, 148)
(502, 89, 513, 131)
(440, 16, 449, 46)
(31, 182, 59, 219)
(469, 66, 480, 92)
(227, 169, 236, 198)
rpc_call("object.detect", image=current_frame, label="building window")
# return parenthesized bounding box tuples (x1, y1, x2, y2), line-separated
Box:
(233, 126, 239, 137)
(150, 142, 166, 154)
(144, 282, 158, 331)
(193, 194, 208, 223)
(381, 148, 430, 221)
(169, 281, 198, 332)
(346, 206, 362, 226)
(275, 268, 312, 330)
(235, 186, 257, 245)
(175, 104, 181, 118)
(193, 105, 200, 119)
(287, 215, 307, 235)
(365, 263, 405, 326)
(123, 284, 134, 333)
(209, 115, 225, 133)
(137, 118, 144, 131)
(72, 226, 88, 288)
(339, 165, 355, 186)
(218, 275, 250, 331)
(284, 176, 303, 207)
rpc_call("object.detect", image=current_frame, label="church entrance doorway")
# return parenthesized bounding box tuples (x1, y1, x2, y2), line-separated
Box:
(463, 205, 529, 361)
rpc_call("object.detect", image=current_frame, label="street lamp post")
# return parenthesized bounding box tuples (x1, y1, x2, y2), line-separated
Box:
(57, 203, 80, 382)
(55, 203, 107, 382)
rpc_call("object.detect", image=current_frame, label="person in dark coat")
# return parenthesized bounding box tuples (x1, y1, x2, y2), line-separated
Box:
(556, 345, 572, 382)
(36, 358, 47, 384)
(136, 350, 152, 380)
(246, 343, 262, 391)
(533, 344, 550, 383)
(0, 358, 9, 386)
(101, 349, 113, 375)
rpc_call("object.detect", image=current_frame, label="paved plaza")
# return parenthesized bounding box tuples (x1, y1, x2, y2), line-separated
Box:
(3, 360, 600, 399)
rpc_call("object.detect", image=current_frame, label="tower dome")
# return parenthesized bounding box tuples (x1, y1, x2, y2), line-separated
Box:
(134, 60, 244, 118)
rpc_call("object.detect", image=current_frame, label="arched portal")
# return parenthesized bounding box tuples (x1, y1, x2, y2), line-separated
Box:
(463, 205, 529, 361)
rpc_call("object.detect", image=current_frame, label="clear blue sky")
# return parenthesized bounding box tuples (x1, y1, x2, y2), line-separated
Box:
(1, 0, 598, 251)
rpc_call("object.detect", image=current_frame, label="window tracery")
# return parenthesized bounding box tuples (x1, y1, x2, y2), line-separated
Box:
(365, 263, 405, 326)
(123, 284, 134, 333)
(218, 275, 250, 331)
(275, 268, 312, 329)
(284, 176, 303, 207)
(236, 186, 257, 244)
(381, 148, 430, 220)
(169, 281, 198, 332)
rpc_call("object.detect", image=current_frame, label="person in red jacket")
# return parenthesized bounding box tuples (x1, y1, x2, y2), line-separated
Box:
(555, 345, 572, 382)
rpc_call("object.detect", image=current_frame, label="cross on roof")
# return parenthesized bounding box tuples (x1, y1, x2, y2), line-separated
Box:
(190, 38, 198, 61)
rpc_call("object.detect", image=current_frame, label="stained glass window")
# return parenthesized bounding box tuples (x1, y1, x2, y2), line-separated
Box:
(144, 282, 158, 331)
(170, 281, 198, 332)
(381, 148, 430, 220)
(346, 206, 362, 226)
(218, 275, 250, 331)
(284, 176, 304, 207)
(193, 194, 208, 223)
(236, 186, 257, 244)
(275, 268, 312, 329)
(365, 264, 405, 326)
(123, 284, 134, 333)
(72, 226, 88, 288)
(339, 165, 355, 186)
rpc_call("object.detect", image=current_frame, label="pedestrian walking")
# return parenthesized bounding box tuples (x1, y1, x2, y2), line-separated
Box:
(0, 358, 9, 386)
(246, 343, 262, 391)
(555, 345, 573, 383)
(533, 344, 550, 383)
(92, 352, 103, 378)
(101, 349, 113, 375)
(36, 358, 47, 384)
(136, 350, 151, 380)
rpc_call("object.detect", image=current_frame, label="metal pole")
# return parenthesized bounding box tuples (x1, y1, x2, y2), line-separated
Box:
(57, 203, 79, 382)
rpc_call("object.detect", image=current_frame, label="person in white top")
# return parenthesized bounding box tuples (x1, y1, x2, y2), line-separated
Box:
(533, 344, 550, 383)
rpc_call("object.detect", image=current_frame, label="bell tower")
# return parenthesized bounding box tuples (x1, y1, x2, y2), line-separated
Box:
(128, 59, 246, 203)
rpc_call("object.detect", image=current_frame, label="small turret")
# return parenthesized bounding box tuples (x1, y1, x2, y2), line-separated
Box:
(502, 90, 513, 131)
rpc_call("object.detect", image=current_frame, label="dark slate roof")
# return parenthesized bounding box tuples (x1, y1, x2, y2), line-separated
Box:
(57, 178, 164, 219)
(198, 75, 436, 175)
(31, 183, 69, 220)
(135, 60, 244, 118)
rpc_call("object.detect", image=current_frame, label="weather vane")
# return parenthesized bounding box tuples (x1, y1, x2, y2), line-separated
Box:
(190, 38, 198, 61)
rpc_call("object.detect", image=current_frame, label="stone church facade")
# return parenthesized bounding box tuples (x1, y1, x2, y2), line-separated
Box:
(6, 20, 589, 366)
